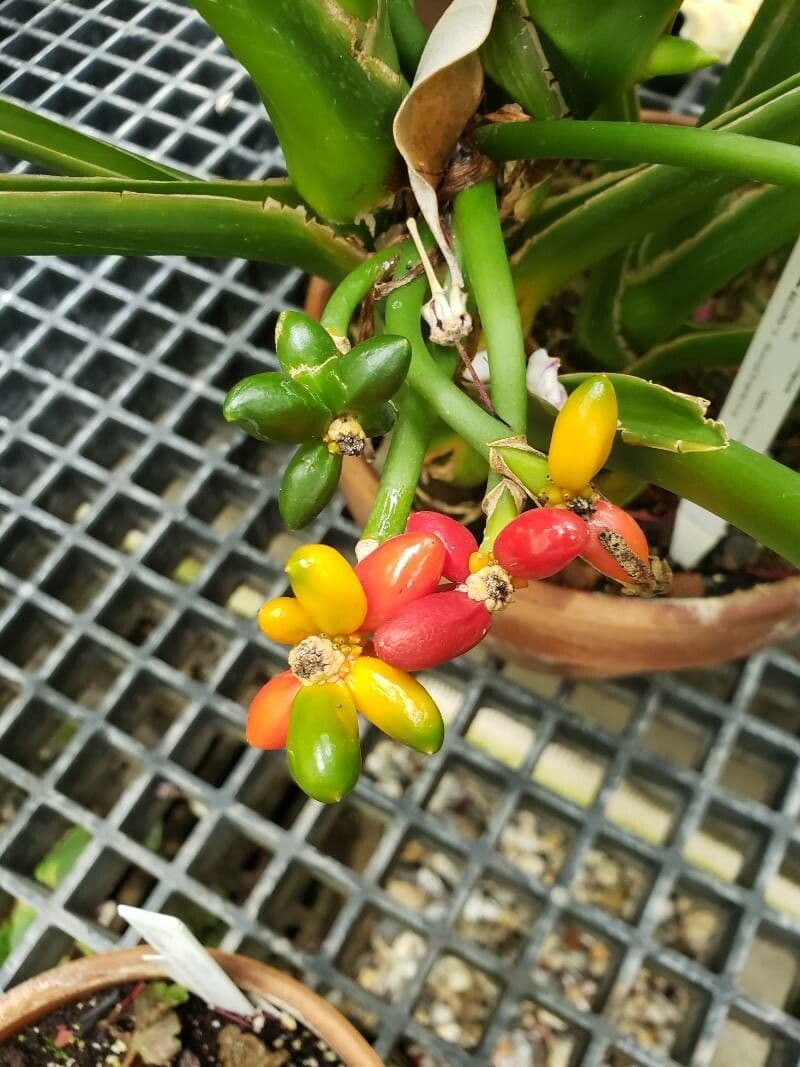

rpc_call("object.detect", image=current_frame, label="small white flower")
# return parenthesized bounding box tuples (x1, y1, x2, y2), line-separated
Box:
(422, 285, 473, 345)
(680, 0, 759, 63)
(526, 348, 567, 409)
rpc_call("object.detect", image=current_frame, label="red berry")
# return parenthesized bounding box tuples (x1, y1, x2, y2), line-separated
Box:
(407, 511, 478, 583)
(374, 589, 491, 671)
(356, 532, 445, 632)
(581, 500, 651, 585)
(493, 507, 588, 579)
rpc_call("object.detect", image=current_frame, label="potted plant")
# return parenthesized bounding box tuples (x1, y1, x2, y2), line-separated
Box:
(0, 946, 383, 1065)
(1, 0, 799, 800)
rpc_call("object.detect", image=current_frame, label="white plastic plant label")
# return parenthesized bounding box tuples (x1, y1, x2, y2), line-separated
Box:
(670, 236, 800, 568)
(118, 904, 256, 1015)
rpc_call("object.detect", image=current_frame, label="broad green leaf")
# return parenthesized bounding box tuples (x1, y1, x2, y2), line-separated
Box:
(629, 328, 753, 380)
(703, 0, 800, 123)
(510, 74, 800, 325)
(0, 901, 37, 964)
(642, 36, 718, 79)
(0, 191, 364, 282)
(557, 373, 729, 453)
(620, 185, 800, 349)
(188, 0, 404, 222)
(481, 0, 566, 120)
(0, 96, 186, 179)
(524, 0, 681, 114)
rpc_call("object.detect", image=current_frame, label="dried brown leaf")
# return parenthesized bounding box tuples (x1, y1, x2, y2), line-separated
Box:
(218, 1024, 289, 1067)
(393, 0, 497, 279)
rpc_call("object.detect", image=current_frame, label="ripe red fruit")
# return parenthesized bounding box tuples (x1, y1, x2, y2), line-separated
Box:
(356, 531, 445, 632)
(493, 507, 588, 579)
(581, 500, 651, 585)
(373, 589, 491, 671)
(407, 511, 477, 583)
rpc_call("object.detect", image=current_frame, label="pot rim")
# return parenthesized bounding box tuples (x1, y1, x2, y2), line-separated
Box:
(0, 946, 384, 1067)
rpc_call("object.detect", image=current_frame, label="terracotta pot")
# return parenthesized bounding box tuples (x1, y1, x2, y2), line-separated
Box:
(0, 947, 384, 1067)
(306, 278, 800, 678)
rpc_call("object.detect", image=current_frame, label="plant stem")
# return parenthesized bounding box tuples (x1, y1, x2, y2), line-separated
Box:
(361, 389, 429, 540)
(454, 179, 528, 435)
(477, 119, 800, 190)
(320, 241, 410, 335)
(391, 274, 509, 457)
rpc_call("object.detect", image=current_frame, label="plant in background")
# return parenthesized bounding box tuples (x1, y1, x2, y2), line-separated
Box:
(1, 0, 799, 800)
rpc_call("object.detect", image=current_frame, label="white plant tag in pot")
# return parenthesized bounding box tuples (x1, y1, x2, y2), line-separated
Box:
(118, 904, 255, 1016)
(670, 237, 800, 569)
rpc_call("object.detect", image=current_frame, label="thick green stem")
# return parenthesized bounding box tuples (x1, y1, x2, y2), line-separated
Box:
(320, 240, 410, 335)
(454, 180, 528, 435)
(477, 119, 800, 190)
(362, 389, 429, 540)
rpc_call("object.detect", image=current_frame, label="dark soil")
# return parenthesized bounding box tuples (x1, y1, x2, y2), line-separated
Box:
(0, 980, 345, 1067)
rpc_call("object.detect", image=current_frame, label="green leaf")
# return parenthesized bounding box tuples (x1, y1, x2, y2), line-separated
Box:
(0, 96, 186, 179)
(387, 0, 428, 78)
(628, 328, 754, 379)
(524, 0, 682, 113)
(642, 36, 718, 79)
(0, 191, 364, 282)
(0, 173, 302, 205)
(149, 982, 190, 1009)
(481, 0, 566, 120)
(0, 901, 37, 964)
(34, 826, 92, 890)
(703, 0, 800, 123)
(557, 373, 729, 453)
(187, 0, 404, 222)
(510, 74, 800, 324)
(619, 185, 800, 349)
(575, 249, 632, 370)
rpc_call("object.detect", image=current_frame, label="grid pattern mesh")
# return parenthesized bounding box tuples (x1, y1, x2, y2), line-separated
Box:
(0, 4, 799, 1066)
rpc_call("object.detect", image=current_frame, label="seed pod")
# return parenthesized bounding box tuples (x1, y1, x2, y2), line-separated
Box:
(332, 335, 412, 412)
(223, 371, 330, 443)
(406, 511, 477, 583)
(275, 310, 338, 401)
(547, 375, 618, 493)
(581, 499, 652, 585)
(246, 670, 300, 750)
(286, 682, 361, 803)
(347, 656, 444, 754)
(356, 531, 445, 632)
(359, 401, 397, 436)
(493, 507, 588, 579)
(258, 597, 316, 646)
(285, 543, 367, 635)
(374, 589, 491, 671)
(279, 443, 342, 529)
